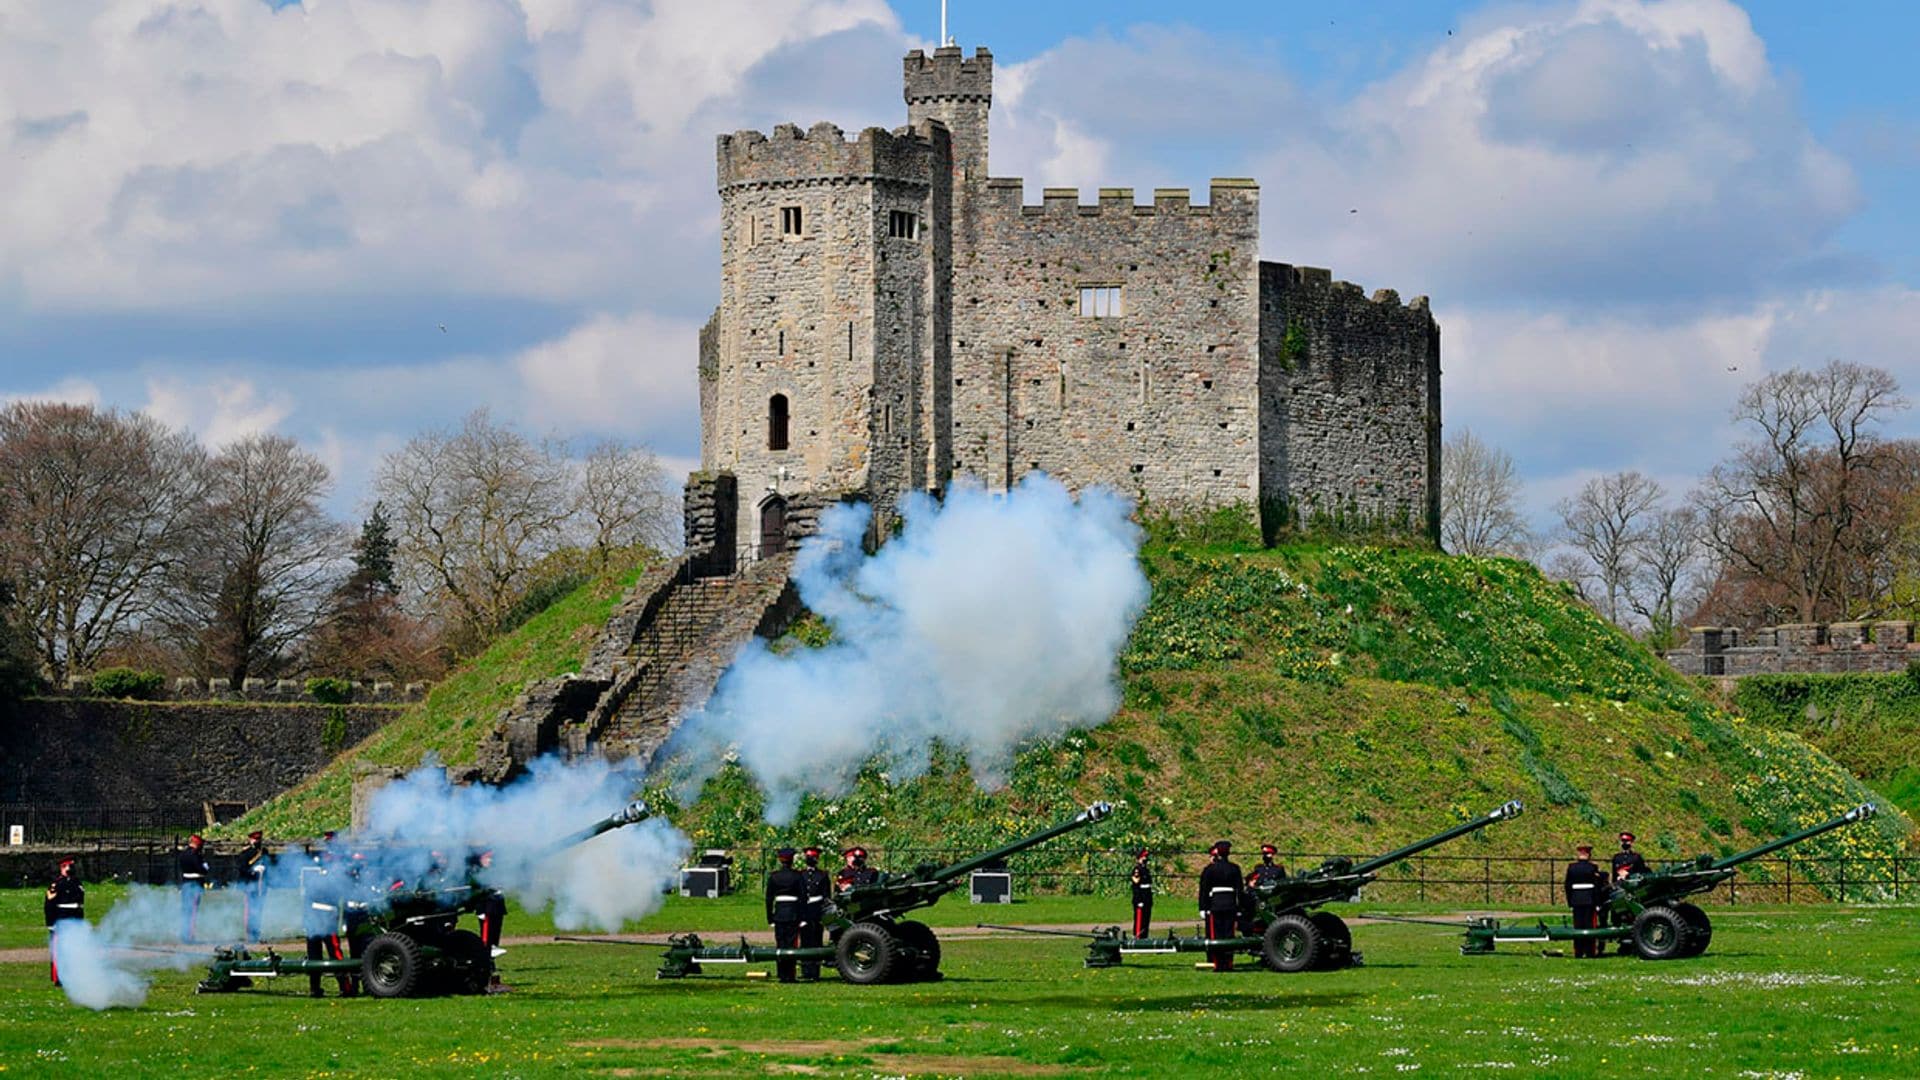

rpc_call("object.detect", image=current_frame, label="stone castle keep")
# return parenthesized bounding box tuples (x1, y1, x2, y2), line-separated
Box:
(688, 44, 1441, 561)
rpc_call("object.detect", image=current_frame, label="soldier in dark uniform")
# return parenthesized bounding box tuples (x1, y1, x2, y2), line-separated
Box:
(301, 854, 355, 997)
(1248, 844, 1286, 889)
(1565, 843, 1608, 958)
(835, 847, 878, 890)
(177, 834, 211, 942)
(44, 857, 85, 986)
(1196, 841, 1245, 972)
(1128, 849, 1155, 937)
(798, 847, 831, 981)
(240, 831, 269, 942)
(1612, 832, 1650, 882)
(469, 849, 507, 957)
(765, 847, 805, 983)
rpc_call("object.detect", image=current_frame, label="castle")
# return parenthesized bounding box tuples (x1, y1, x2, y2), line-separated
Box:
(686, 44, 1441, 563)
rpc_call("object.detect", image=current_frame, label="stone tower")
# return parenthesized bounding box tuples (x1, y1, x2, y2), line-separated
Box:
(701, 119, 954, 558)
(689, 42, 1442, 566)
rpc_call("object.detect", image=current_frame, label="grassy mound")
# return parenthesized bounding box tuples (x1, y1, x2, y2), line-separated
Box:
(1730, 672, 1920, 816)
(661, 543, 1910, 896)
(226, 557, 654, 837)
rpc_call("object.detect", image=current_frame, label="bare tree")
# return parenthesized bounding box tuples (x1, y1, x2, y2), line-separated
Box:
(1441, 429, 1532, 557)
(375, 411, 576, 649)
(1556, 471, 1665, 626)
(162, 434, 345, 683)
(578, 440, 675, 564)
(1696, 361, 1907, 622)
(0, 402, 209, 680)
(1629, 504, 1706, 646)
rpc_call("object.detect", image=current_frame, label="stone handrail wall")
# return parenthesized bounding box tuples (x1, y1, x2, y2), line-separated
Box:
(1665, 621, 1919, 676)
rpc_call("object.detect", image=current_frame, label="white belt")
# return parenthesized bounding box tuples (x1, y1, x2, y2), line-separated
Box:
(1570, 883, 1595, 890)
(56, 903, 80, 909)
(773, 895, 799, 902)
(182, 873, 205, 880)
(1135, 884, 1154, 890)
(310, 902, 337, 911)
(1210, 887, 1236, 894)
(805, 895, 825, 903)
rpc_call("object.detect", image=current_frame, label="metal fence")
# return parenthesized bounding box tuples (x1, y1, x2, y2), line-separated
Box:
(0, 803, 208, 846)
(703, 845, 1920, 906)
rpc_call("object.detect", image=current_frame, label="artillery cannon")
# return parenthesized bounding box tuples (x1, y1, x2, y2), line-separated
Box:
(1048, 800, 1524, 972)
(1463, 803, 1877, 960)
(657, 802, 1113, 985)
(197, 799, 652, 998)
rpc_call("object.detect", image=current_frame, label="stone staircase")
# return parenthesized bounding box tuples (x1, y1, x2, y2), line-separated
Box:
(591, 557, 798, 767)
(474, 554, 799, 783)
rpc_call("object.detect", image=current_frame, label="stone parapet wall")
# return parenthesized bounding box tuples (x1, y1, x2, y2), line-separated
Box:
(1665, 622, 1920, 676)
(53, 677, 429, 703)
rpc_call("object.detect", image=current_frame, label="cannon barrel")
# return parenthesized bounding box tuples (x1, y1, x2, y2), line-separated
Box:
(922, 802, 1113, 882)
(1703, 803, 1875, 872)
(543, 800, 652, 857)
(1349, 800, 1524, 877)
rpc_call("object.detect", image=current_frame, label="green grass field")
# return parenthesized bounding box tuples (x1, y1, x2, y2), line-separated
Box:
(2, 889, 1914, 1077)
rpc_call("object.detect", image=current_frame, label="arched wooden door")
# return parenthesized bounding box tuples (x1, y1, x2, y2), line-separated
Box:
(759, 497, 787, 558)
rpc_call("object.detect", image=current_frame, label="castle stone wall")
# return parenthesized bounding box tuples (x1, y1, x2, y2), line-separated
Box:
(1666, 622, 1920, 676)
(1260, 263, 1441, 538)
(949, 181, 1261, 510)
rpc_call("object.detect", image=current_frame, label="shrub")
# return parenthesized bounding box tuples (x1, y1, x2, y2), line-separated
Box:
(90, 667, 166, 700)
(306, 677, 355, 705)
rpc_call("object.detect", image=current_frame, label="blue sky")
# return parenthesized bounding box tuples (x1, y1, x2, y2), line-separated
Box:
(2, 0, 1916, 527)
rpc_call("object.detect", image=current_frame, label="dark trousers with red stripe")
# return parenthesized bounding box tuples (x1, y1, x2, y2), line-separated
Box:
(1205, 910, 1237, 970)
(1571, 906, 1600, 958)
(307, 934, 354, 995)
(48, 928, 59, 986)
(1132, 895, 1153, 937)
(477, 894, 506, 947)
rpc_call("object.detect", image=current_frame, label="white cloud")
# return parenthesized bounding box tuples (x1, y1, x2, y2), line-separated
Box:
(141, 375, 293, 448)
(513, 309, 702, 435)
(2, 377, 101, 408)
(0, 0, 901, 310)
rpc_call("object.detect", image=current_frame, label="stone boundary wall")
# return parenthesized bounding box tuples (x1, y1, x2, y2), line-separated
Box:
(0, 699, 399, 810)
(1665, 622, 1920, 676)
(51, 677, 429, 703)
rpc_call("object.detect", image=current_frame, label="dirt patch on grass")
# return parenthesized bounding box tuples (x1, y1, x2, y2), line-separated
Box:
(577, 1039, 1078, 1075)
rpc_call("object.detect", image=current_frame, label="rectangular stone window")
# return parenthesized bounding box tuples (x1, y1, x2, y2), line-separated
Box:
(888, 210, 919, 239)
(781, 205, 803, 236)
(1078, 285, 1123, 318)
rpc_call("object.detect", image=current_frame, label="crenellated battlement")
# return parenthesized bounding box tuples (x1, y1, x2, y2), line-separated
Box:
(1264, 261, 1431, 315)
(717, 119, 949, 191)
(904, 45, 993, 104)
(984, 178, 1259, 218)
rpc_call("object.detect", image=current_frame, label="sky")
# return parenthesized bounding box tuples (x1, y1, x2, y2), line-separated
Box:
(2, 0, 1916, 528)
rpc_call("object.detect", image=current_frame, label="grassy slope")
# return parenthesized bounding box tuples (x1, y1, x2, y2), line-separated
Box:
(1729, 672, 1920, 816)
(665, 543, 1911, 890)
(225, 558, 652, 838)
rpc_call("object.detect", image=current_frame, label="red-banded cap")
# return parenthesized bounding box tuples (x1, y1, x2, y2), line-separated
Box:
(1260, 844, 1277, 856)
(1619, 832, 1636, 843)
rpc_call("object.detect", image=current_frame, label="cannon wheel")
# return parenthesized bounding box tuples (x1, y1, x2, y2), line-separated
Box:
(363, 932, 425, 998)
(1261, 914, 1321, 973)
(1671, 903, 1712, 958)
(1630, 905, 1692, 961)
(835, 923, 898, 986)
(892, 920, 943, 982)
(439, 929, 494, 994)
(1307, 912, 1352, 970)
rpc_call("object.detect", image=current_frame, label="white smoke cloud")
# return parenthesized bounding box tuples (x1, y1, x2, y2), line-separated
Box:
(361, 754, 689, 931)
(56, 754, 687, 1009)
(52, 887, 196, 1011)
(665, 474, 1149, 822)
